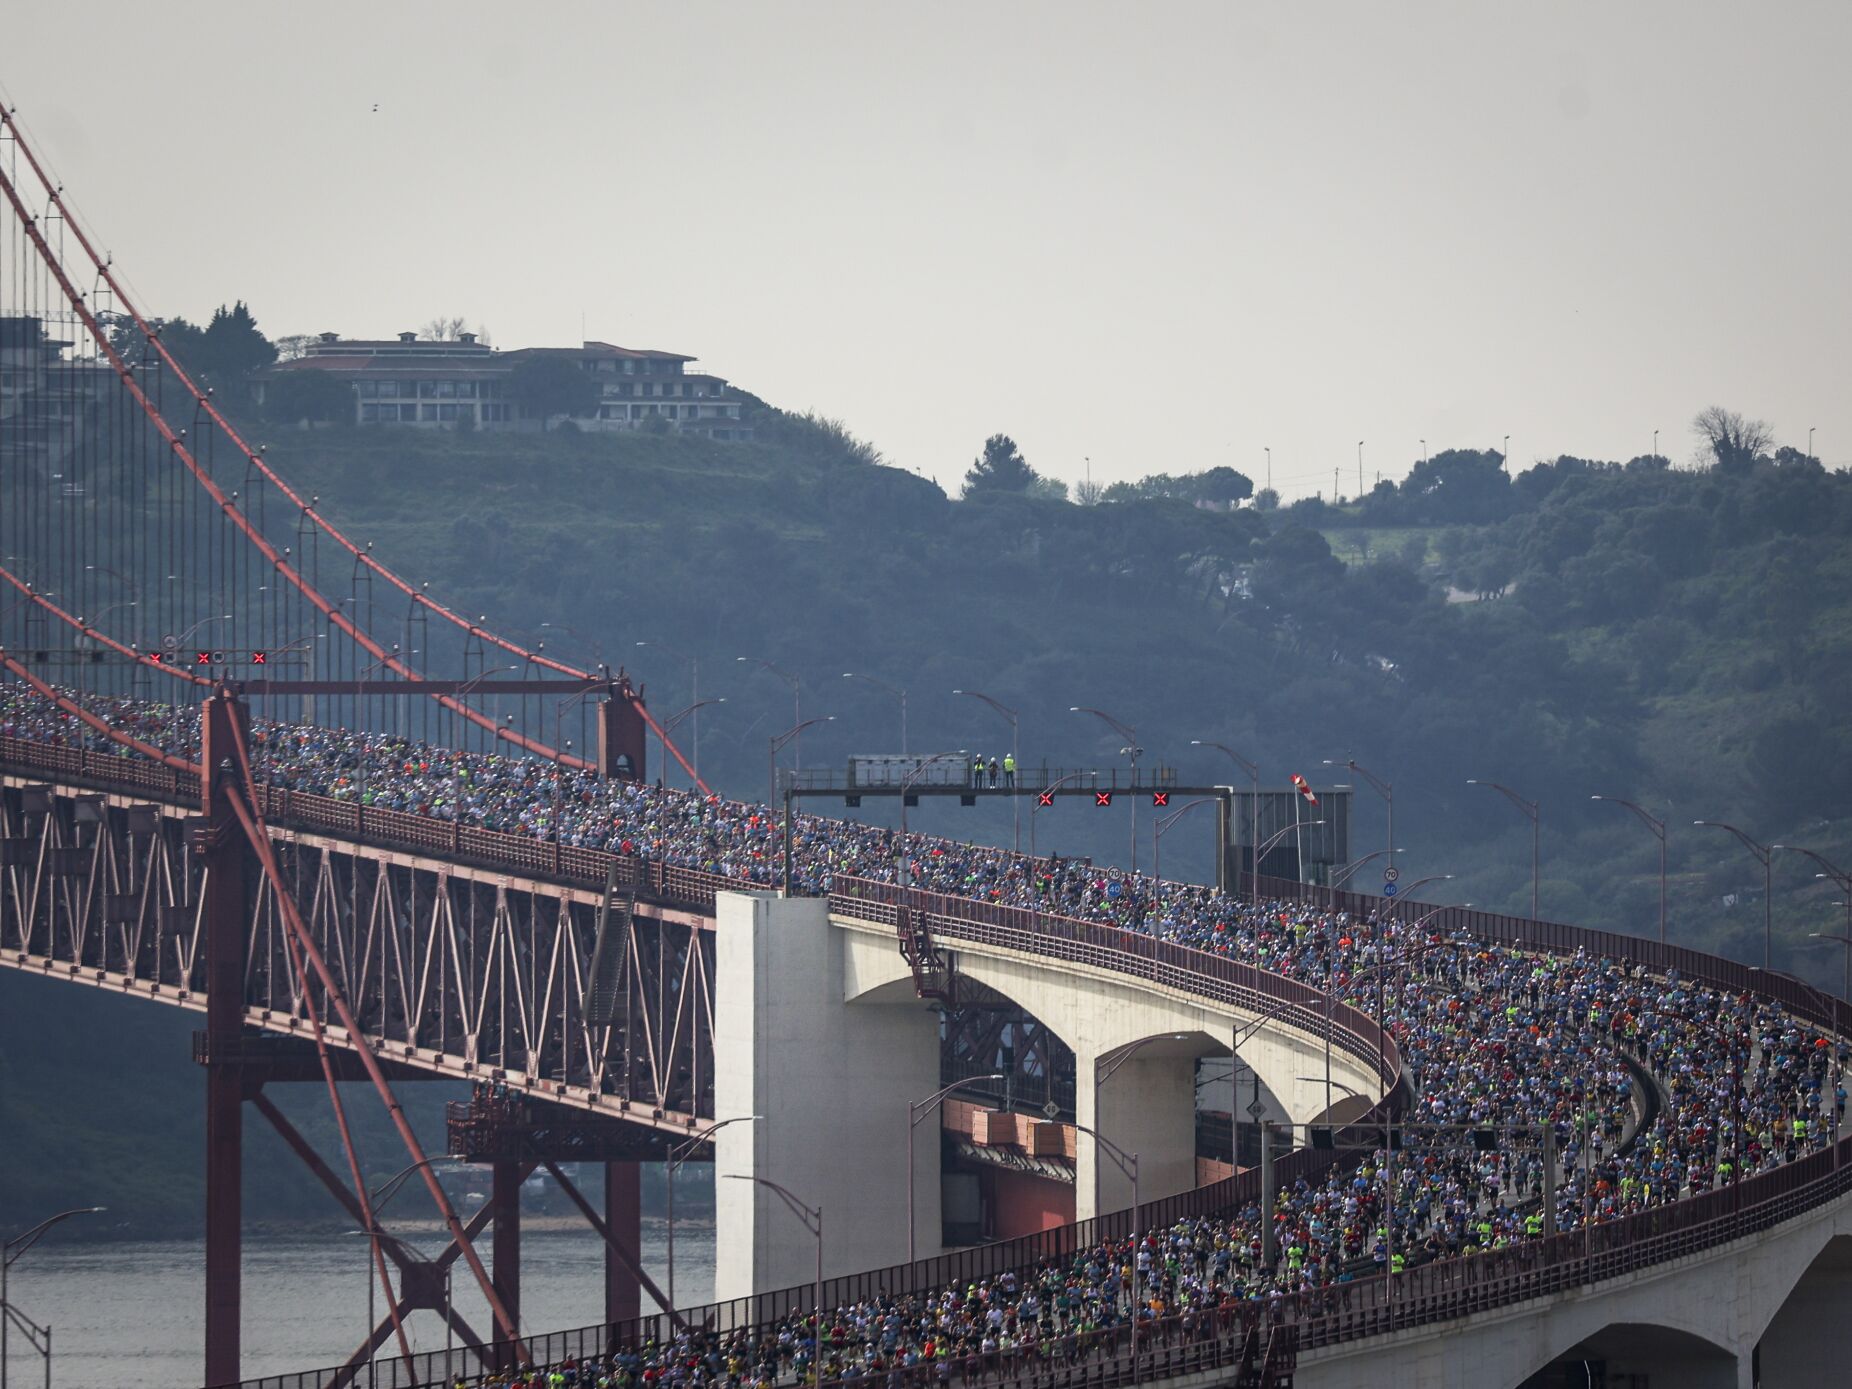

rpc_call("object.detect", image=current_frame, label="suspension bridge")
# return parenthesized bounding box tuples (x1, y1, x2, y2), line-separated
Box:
(7, 106, 1852, 1389)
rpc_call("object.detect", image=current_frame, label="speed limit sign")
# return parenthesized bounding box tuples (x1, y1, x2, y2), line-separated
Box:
(1384, 866, 1400, 883)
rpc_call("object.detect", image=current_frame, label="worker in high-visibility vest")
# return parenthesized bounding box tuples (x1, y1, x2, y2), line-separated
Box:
(1003, 752, 1016, 788)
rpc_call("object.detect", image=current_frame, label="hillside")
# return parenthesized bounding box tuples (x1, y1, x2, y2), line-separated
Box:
(5, 416, 1851, 1231)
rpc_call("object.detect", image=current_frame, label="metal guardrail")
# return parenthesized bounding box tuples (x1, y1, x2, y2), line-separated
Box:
(7, 737, 1852, 1386)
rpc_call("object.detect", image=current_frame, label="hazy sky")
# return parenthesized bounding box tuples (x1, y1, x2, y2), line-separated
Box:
(8, 1, 1848, 498)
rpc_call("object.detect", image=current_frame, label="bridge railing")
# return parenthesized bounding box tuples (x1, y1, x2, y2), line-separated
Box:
(827, 876, 1397, 1087)
(22, 737, 1852, 1384)
(1251, 871, 1852, 1039)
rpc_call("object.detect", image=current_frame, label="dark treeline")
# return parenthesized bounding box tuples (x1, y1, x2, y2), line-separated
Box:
(5, 298, 1848, 1229)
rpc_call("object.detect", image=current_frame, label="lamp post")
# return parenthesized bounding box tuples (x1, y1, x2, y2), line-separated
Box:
(666, 1116, 760, 1311)
(175, 612, 234, 649)
(1695, 821, 1774, 969)
(658, 699, 725, 789)
(1808, 932, 1852, 1004)
(723, 1177, 821, 1380)
(739, 656, 802, 770)
(356, 1157, 459, 1389)
(636, 641, 701, 776)
(1152, 797, 1217, 888)
(907, 1076, 1005, 1263)
(1071, 707, 1143, 869)
(768, 716, 832, 809)
(1591, 796, 1667, 942)
(1328, 848, 1403, 893)
(772, 717, 834, 892)
(3, 1207, 105, 1389)
(954, 690, 1020, 851)
(886, 751, 968, 910)
(1468, 780, 1540, 920)
(1252, 821, 1322, 889)
(1068, 1123, 1140, 1382)
(353, 649, 400, 807)
(843, 673, 907, 755)
(1191, 741, 1261, 902)
(1774, 845, 1852, 988)
(1090, 1035, 1185, 1219)
(1356, 440, 1364, 500)
(1391, 874, 1454, 921)
(1029, 770, 1090, 859)
(1326, 757, 1394, 877)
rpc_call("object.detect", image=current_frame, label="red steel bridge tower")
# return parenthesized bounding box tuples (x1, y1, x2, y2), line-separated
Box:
(0, 105, 709, 1385)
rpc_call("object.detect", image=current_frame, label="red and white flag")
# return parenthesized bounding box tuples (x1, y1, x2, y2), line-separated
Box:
(1290, 773, 1320, 807)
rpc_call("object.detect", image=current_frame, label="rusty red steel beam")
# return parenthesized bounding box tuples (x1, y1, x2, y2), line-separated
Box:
(213, 697, 526, 1348)
(541, 1158, 684, 1331)
(0, 649, 198, 772)
(206, 699, 415, 1367)
(0, 143, 586, 776)
(0, 107, 709, 795)
(0, 564, 211, 689)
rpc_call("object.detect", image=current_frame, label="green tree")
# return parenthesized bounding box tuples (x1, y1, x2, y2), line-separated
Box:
(1692, 406, 1773, 475)
(510, 355, 600, 427)
(962, 433, 1036, 496)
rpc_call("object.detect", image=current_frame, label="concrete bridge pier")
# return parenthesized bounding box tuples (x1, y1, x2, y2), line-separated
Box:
(713, 892, 942, 1300)
(1076, 1045, 1199, 1222)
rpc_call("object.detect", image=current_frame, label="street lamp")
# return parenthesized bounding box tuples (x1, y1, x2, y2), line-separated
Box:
(954, 690, 1021, 851)
(907, 1076, 1005, 1262)
(658, 699, 725, 789)
(1067, 1124, 1141, 1383)
(1391, 874, 1454, 920)
(1090, 1034, 1185, 1218)
(1071, 706, 1143, 869)
(1329, 848, 1403, 890)
(738, 656, 802, 770)
(1468, 780, 1540, 920)
(1252, 820, 1322, 884)
(1591, 796, 1667, 942)
(636, 640, 702, 776)
(843, 673, 907, 755)
(356, 1156, 460, 1386)
(1807, 932, 1852, 1004)
(1152, 797, 1218, 887)
(1774, 846, 1852, 988)
(1326, 757, 1394, 877)
(176, 613, 234, 648)
(885, 751, 969, 912)
(3, 1207, 105, 1389)
(768, 716, 832, 809)
(1192, 741, 1260, 902)
(1695, 821, 1774, 969)
(1029, 770, 1090, 859)
(723, 1177, 821, 1379)
(666, 1116, 759, 1311)
(772, 717, 834, 893)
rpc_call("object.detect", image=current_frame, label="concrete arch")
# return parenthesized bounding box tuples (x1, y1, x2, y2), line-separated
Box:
(1754, 1233, 1852, 1385)
(837, 914, 1379, 1219)
(1517, 1321, 1742, 1389)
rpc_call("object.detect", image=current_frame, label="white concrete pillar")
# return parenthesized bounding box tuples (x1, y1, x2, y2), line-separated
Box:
(1074, 1049, 1197, 1222)
(713, 891, 942, 1300)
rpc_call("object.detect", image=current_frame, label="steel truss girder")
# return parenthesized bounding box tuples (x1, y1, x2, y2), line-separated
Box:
(0, 779, 715, 1134)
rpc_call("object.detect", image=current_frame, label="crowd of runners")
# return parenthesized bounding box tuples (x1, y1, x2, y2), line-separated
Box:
(4, 684, 1848, 1385)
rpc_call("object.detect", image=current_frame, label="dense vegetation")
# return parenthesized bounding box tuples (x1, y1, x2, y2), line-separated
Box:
(5, 324, 1849, 1233)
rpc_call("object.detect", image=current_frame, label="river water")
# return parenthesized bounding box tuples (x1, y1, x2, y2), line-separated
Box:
(1, 1218, 714, 1389)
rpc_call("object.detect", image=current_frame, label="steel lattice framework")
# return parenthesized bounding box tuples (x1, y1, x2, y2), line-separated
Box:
(0, 743, 717, 1132)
